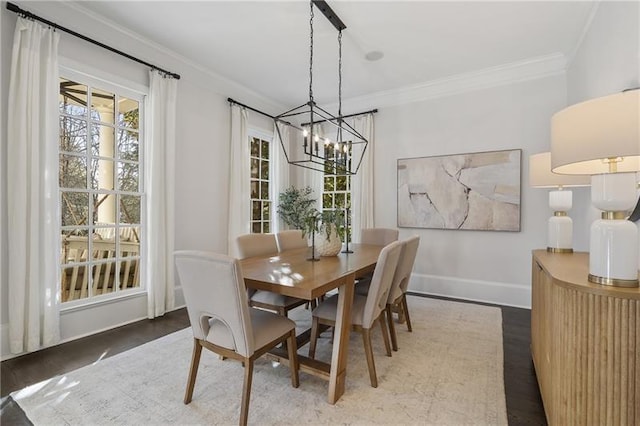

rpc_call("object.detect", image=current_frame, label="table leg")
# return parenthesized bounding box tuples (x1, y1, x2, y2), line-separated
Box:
(327, 273, 355, 404)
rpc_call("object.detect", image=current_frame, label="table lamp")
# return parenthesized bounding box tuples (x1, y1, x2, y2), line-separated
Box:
(529, 152, 590, 253)
(551, 88, 640, 287)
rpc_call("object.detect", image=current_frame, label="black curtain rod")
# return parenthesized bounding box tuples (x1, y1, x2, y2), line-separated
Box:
(6, 2, 180, 80)
(227, 98, 377, 125)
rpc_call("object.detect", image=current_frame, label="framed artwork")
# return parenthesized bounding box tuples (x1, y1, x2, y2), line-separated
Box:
(397, 149, 521, 231)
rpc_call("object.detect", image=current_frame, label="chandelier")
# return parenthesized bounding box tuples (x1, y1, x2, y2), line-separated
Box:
(275, 0, 368, 176)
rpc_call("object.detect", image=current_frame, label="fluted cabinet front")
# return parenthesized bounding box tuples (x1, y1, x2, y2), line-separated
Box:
(531, 250, 640, 426)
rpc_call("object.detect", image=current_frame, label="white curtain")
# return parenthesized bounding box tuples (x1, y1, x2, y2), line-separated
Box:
(7, 18, 60, 354)
(272, 121, 290, 232)
(227, 105, 250, 256)
(145, 70, 178, 319)
(351, 113, 375, 242)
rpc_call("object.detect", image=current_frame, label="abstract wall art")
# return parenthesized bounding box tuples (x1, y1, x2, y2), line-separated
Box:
(397, 149, 521, 231)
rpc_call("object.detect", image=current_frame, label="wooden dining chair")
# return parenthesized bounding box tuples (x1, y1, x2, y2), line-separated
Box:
(175, 251, 299, 426)
(385, 236, 420, 351)
(236, 233, 307, 316)
(308, 240, 403, 388)
(276, 230, 308, 252)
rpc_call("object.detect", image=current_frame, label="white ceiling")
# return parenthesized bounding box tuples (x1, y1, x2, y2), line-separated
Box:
(69, 1, 595, 107)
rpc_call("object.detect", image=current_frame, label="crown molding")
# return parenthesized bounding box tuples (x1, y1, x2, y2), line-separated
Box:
(335, 53, 568, 113)
(56, 0, 286, 113)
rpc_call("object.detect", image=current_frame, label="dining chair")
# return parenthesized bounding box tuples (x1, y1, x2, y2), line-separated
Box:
(308, 240, 403, 388)
(360, 228, 400, 245)
(385, 236, 420, 351)
(175, 251, 299, 426)
(276, 229, 308, 252)
(236, 233, 307, 316)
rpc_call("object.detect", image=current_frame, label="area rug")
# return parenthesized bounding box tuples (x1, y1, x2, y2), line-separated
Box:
(12, 297, 507, 425)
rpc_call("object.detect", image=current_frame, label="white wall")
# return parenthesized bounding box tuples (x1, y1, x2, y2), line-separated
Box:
(0, 1, 282, 359)
(372, 75, 585, 308)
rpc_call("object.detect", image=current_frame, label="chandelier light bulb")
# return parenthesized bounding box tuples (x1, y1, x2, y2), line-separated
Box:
(324, 138, 331, 145)
(302, 128, 308, 137)
(314, 134, 319, 142)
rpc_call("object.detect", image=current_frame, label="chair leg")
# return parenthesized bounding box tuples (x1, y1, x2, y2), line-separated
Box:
(239, 358, 254, 426)
(401, 294, 413, 332)
(286, 331, 300, 388)
(184, 339, 203, 404)
(361, 328, 378, 388)
(386, 304, 398, 351)
(378, 312, 392, 357)
(308, 316, 320, 359)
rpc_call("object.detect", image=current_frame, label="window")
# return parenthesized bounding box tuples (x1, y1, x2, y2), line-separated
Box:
(59, 75, 144, 304)
(322, 143, 351, 240)
(249, 133, 271, 233)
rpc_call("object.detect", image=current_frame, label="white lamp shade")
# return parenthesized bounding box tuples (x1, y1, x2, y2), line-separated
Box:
(550, 90, 640, 175)
(529, 152, 590, 187)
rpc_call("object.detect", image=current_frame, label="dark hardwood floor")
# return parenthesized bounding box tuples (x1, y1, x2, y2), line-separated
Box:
(1, 295, 546, 425)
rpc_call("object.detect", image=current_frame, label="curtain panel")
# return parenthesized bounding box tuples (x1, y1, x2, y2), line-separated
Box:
(227, 105, 250, 256)
(7, 18, 61, 354)
(351, 113, 375, 242)
(145, 70, 178, 319)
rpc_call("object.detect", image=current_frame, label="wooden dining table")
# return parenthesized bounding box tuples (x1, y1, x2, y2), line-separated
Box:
(239, 243, 382, 404)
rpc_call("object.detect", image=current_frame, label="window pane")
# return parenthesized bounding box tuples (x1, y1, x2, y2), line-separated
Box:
(323, 193, 333, 209)
(251, 158, 259, 179)
(91, 88, 115, 124)
(92, 125, 116, 158)
(346, 193, 351, 208)
(260, 181, 269, 200)
(59, 78, 88, 116)
(93, 159, 115, 190)
(117, 129, 139, 162)
(61, 231, 89, 265)
(118, 98, 139, 130)
(92, 261, 118, 295)
(252, 201, 261, 220)
(120, 195, 141, 224)
(250, 138, 259, 157)
(260, 159, 269, 180)
(263, 221, 270, 233)
(61, 192, 89, 227)
(263, 201, 270, 220)
(252, 222, 261, 233)
(335, 193, 345, 208)
(261, 140, 269, 160)
(336, 176, 347, 191)
(119, 256, 140, 289)
(119, 226, 141, 244)
(60, 116, 87, 154)
(251, 181, 259, 199)
(91, 235, 117, 260)
(94, 193, 116, 226)
(59, 155, 87, 189)
(61, 264, 89, 302)
(118, 162, 139, 192)
(324, 177, 334, 191)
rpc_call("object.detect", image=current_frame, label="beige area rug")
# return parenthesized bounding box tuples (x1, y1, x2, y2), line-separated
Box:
(12, 297, 507, 425)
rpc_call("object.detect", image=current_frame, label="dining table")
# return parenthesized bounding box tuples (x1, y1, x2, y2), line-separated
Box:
(239, 243, 382, 404)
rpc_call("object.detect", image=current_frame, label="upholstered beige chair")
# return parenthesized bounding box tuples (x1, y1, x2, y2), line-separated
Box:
(385, 236, 420, 351)
(308, 241, 403, 388)
(276, 230, 308, 252)
(236, 233, 307, 316)
(175, 251, 299, 426)
(360, 228, 399, 245)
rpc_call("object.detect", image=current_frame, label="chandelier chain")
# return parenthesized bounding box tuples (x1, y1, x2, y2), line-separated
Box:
(309, 0, 314, 104)
(338, 30, 342, 118)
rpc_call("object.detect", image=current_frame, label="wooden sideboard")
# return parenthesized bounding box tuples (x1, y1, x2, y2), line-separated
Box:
(531, 250, 639, 425)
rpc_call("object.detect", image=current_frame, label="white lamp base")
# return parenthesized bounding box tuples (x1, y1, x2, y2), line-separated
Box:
(588, 173, 640, 287)
(547, 213, 573, 253)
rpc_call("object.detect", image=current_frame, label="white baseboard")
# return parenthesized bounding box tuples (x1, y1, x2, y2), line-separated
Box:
(408, 273, 531, 309)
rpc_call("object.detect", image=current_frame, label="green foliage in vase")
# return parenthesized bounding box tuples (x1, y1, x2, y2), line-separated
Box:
(277, 186, 317, 231)
(302, 209, 344, 241)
